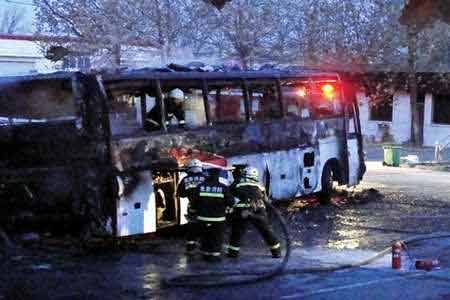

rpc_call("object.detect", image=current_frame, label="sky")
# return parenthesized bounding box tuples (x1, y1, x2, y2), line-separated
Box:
(0, 0, 36, 33)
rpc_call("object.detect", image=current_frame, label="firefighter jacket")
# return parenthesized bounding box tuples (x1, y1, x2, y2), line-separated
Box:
(193, 177, 234, 222)
(177, 172, 206, 216)
(177, 172, 206, 199)
(231, 179, 267, 211)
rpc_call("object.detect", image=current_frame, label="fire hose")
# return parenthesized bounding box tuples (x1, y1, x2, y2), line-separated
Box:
(163, 201, 450, 287)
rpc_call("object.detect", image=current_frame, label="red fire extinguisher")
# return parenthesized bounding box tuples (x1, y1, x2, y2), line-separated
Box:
(392, 242, 403, 269)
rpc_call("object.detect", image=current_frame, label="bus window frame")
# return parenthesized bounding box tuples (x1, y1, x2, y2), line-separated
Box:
(201, 79, 212, 126)
(155, 79, 167, 132)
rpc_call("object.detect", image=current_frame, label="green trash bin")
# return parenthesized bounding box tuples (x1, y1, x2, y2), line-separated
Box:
(383, 145, 402, 167)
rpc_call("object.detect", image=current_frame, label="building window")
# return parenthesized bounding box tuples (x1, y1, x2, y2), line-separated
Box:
(433, 94, 450, 125)
(369, 96, 393, 122)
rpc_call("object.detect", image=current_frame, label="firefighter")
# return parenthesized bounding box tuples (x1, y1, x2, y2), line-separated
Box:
(193, 167, 234, 262)
(144, 88, 185, 131)
(176, 159, 206, 254)
(227, 166, 281, 258)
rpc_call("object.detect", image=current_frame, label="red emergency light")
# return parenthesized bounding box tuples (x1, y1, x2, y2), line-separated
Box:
(321, 84, 335, 99)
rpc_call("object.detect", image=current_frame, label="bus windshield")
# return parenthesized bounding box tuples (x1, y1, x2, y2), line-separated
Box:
(0, 79, 77, 126)
(282, 81, 343, 120)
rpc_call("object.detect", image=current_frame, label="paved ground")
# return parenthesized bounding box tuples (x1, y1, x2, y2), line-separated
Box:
(2, 161, 450, 300)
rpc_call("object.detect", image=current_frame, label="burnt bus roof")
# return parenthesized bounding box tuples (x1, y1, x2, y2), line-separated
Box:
(102, 68, 341, 83)
(0, 68, 341, 91)
(0, 72, 80, 89)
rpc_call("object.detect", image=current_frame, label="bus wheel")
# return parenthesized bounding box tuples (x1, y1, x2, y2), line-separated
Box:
(318, 163, 335, 204)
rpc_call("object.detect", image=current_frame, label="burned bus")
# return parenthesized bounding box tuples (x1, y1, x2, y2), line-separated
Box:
(0, 68, 365, 238)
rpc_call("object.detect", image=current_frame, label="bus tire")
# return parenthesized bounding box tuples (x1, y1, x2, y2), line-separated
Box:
(318, 162, 334, 204)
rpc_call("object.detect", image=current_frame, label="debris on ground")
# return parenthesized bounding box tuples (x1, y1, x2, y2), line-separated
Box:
(278, 188, 384, 212)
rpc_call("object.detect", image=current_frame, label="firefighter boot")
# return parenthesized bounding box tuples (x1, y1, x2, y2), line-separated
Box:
(227, 246, 240, 258)
(185, 241, 197, 255)
(271, 244, 282, 258)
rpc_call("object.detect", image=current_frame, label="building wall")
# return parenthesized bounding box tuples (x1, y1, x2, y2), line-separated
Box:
(358, 92, 412, 144)
(0, 37, 58, 76)
(359, 91, 450, 147)
(423, 94, 450, 147)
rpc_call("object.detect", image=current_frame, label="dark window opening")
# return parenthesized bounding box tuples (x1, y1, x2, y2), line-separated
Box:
(433, 94, 450, 125)
(281, 85, 311, 119)
(369, 96, 393, 122)
(304, 152, 315, 167)
(109, 93, 144, 136)
(0, 79, 76, 126)
(108, 80, 208, 135)
(208, 82, 246, 124)
(248, 81, 282, 121)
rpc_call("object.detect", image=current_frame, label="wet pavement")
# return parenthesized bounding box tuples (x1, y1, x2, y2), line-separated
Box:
(2, 161, 450, 299)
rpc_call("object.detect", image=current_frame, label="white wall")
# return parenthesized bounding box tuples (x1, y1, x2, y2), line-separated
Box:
(0, 38, 58, 76)
(358, 92, 411, 144)
(423, 94, 450, 147)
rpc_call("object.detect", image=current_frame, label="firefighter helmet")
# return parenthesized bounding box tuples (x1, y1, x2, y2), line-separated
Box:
(169, 88, 184, 101)
(243, 166, 259, 181)
(186, 159, 203, 173)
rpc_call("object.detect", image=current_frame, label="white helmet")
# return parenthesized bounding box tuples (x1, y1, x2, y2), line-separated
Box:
(169, 88, 184, 101)
(186, 159, 203, 174)
(243, 166, 259, 182)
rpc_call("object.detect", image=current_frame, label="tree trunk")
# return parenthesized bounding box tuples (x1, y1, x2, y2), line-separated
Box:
(112, 44, 121, 69)
(408, 25, 422, 145)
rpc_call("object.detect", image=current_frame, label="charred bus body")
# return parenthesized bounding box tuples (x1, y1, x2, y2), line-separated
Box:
(0, 69, 365, 237)
(0, 73, 113, 235)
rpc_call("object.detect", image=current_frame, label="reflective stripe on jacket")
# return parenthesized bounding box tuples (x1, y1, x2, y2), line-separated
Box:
(231, 179, 267, 210)
(193, 177, 234, 221)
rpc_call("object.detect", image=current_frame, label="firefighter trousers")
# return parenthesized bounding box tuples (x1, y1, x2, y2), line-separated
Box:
(199, 221, 226, 260)
(185, 221, 199, 252)
(229, 209, 280, 254)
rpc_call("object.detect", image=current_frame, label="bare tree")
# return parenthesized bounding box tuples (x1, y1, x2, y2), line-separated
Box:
(34, 0, 189, 68)
(188, 0, 275, 69)
(0, 7, 27, 34)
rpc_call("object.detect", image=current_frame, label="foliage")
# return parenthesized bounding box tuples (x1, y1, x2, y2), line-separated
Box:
(33, 0, 450, 71)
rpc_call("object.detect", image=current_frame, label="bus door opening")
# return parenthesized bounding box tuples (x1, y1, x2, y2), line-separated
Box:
(152, 169, 179, 229)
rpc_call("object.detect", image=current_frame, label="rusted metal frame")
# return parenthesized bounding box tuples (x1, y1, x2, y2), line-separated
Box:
(95, 74, 117, 238)
(155, 79, 167, 132)
(248, 85, 254, 121)
(275, 78, 285, 118)
(352, 96, 366, 180)
(139, 91, 147, 128)
(95, 75, 113, 146)
(216, 88, 222, 121)
(71, 73, 87, 131)
(242, 79, 251, 122)
(202, 79, 212, 126)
